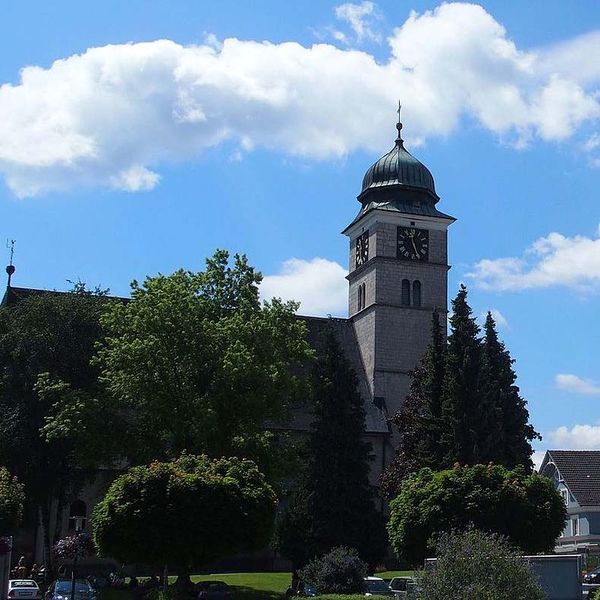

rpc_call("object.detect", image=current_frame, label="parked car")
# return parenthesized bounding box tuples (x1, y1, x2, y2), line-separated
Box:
(44, 580, 97, 600)
(8, 580, 41, 600)
(364, 576, 393, 597)
(196, 581, 232, 599)
(389, 577, 418, 599)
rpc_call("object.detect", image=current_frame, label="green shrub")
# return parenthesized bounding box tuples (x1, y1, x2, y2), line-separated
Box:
(592, 589, 600, 600)
(299, 546, 367, 595)
(416, 527, 545, 600)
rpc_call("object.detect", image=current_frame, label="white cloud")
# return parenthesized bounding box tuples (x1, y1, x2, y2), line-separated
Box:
(1, 3, 600, 196)
(555, 373, 600, 395)
(468, 225, 600, 292)
(546, 424, 600, 449)
(480, 308, 509, 328)
(334, 1, 382, 43)
(261, 257, 348, 316)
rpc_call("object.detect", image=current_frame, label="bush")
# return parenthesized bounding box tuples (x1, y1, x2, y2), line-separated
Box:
(593, 589, 600, 600)
(299, 546, 367, 595)
(388, 464, 566, 565)
(416, 528, 545, 600)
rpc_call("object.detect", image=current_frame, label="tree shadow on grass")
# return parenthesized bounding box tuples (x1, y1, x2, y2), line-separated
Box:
(230, 586, 284, 600)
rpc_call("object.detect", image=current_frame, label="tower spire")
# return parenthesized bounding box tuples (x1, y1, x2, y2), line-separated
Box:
(395, 99, 403, 145)
(6, 239, 15, 288)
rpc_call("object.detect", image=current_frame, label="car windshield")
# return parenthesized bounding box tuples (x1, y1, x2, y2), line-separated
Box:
(55, 582, 91, 593)
(366, 579, 390, 592)
(208, 584, 228, 591)
(12, 582, 37, 588)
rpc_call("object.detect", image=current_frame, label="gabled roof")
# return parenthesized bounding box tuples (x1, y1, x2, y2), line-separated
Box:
(544, 450, 600, 506)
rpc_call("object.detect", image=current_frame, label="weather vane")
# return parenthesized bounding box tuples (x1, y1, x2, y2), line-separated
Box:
(6, 239, 15, 287)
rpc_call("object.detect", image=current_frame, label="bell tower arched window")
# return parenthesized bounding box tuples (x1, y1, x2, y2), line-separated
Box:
(413, 280, 422, 307)
(357, 283, 366, 311)
(401, 279, 411, 306)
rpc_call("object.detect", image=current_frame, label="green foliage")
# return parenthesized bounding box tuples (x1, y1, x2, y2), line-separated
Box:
(92, 453, 277, 569)
(0, 466, 25, 533)
(298, 547, 367, 595)
(441, 284, 484, 465)
(416, 528, 545, 600)
(275, 331, 387, 568)
(383, 287, 539, 495)
(593, 589, 600, 600)
(388, 464, 566, 566)
(95, 250, 312, 476)
(480, 312, 540, 470)
(0, 286, 115, 562)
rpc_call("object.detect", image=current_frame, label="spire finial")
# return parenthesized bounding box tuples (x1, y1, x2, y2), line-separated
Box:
(6, 239, 15, 288)
(396, 99, 403, 144)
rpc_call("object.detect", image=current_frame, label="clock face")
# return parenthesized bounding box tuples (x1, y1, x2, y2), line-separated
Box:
(355, 230, 369, 266)
(397, 227, 429, 261)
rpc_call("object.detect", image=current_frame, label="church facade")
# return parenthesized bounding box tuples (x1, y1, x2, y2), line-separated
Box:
(2, 114, 454, 562)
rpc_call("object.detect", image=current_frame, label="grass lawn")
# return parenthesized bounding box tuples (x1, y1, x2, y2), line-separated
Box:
(104, 570, 415, 600)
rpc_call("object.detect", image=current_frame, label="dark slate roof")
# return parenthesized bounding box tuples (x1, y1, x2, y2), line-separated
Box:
(361, 138, 437, 199)
(547, 450, 600, 506)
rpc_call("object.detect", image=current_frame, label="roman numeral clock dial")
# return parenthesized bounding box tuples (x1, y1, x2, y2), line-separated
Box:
(397, 226, 429, 261)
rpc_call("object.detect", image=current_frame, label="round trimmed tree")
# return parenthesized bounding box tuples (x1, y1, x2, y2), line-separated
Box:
(388, 464, 566, 566)
(92, 454, 276, 572)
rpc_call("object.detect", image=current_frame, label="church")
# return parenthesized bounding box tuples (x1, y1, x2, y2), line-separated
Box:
(2, 113, 455, 560)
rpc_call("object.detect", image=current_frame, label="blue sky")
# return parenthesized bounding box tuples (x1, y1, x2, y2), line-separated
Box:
(1, 1, 600, 462)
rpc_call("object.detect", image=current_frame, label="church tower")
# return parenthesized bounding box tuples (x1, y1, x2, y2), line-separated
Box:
(343, 110, 455, 421)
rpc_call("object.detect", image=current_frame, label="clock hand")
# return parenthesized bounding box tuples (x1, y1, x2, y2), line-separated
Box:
(412, 238, 419, 255)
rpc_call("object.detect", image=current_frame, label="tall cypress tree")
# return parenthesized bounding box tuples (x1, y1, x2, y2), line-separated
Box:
(441, 285, 483, 466)
(480, 312, 539, 470)
(275, 329, 387, 568)
(381, 311, 446, 497)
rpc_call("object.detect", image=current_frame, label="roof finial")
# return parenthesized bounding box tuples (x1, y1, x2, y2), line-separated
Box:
(6, 239, 15, 288)
(396, 99, 403, 144)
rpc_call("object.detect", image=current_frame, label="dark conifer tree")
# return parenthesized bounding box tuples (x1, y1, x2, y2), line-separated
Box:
(275, 329, 387, 568)
(440, 285, 483, 465)
(381, 311, 446, 497)
(480, 311, 540, 470)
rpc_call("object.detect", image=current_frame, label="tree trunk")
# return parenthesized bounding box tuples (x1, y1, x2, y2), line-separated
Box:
(39, 503, 53, 575)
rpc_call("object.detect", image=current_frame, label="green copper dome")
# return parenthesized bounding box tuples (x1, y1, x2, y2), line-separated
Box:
(361, 121, 437, 199)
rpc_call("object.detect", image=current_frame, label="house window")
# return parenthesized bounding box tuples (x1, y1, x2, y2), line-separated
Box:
(413, 281, 422, 307)
(401, 279, 411, 306)
(560, 489, 568, 505)
(572, 517, 579, 537)
(68, 499, 87, 531)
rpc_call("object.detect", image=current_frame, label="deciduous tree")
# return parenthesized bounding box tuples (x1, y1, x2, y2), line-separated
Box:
(0, 285, 115, 564)
(388, 464, 566, 566)
(92, 454, 276, 574)
(96, 250, 312, 478)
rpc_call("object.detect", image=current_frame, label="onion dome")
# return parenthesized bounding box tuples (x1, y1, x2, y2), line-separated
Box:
(360, 114, 438, 201)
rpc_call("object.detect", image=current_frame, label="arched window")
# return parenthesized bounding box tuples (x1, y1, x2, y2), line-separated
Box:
(68, 499, 87, 531)
(413, 280, 422, 307)
(401, 279, 411, 306)
(357, 283, 366, 311)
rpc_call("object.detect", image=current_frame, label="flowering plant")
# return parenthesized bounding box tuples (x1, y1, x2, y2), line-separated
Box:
(53, 532, 94, 560)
